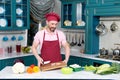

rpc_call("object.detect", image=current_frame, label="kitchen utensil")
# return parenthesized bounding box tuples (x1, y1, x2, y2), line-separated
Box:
(81, 33, 84, 44)
(64, 20, 72, 26)
(112, 47, 120, 56)
(2, 36, 9, 41)
(40, 61, 67, 71)
(11, 36, 16, 41)
(96, 22, 108, 36)
(110, 22, 118, 32)
(18, 36, 23, 41)
(74, 33, 77, 45)
(70, 34, 75, 46)
(43, 61, 51, 64)
(99, 48, 108, 55)
(78, 34, 81, 46)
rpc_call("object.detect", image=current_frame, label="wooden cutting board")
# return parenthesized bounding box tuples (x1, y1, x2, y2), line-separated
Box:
(40, 61, 67, 71)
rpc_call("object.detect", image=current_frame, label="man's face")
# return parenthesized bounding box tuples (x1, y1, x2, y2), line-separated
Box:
(47, 21, 58, 32)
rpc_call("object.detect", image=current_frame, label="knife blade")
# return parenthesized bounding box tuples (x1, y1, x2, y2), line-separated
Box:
(43, 61, 51, 64)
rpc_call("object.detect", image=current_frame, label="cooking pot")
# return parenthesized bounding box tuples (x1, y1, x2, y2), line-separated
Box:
(96, 22, 108, 36)
(112, 47, 120, 56)
(99, 48, 108, 55)
(110, 22, 118, 32)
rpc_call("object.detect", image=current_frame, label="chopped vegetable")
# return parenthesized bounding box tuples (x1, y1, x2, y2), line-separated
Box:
(84, 65, 97, 71)
(95, 63, 120, 75)
(97, 64, 110, 70)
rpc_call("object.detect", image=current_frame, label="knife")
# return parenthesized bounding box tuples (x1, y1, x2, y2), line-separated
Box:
(43, 61, 51, 64)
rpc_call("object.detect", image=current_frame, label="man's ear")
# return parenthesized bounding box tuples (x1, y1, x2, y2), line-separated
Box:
(46, 20, 48, 25)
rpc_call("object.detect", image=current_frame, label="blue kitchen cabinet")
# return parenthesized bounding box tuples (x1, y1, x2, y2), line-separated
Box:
(86, 0, 120, 16)
(60, 0, 86, 29)
(0, 0, 30, 30)
(0, 60, 4, 70)
(80, 57, 92, 66)
(93, 6, 120, 16)
(0, 55, 37, 70)
(87, 0, 120, 7)
(62, 54, 93, 66)
(85, 0, 120, 54)
(68, 56, 81, 65)
(91, 59, 111, 67)
(62, 55, 81, 66)
(85, 9, 99, 54)
(22, 55, 37, 66)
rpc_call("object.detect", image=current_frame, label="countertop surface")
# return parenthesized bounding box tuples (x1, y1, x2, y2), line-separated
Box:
(0, 46, 120, 63)
(0, 66, 120, 79)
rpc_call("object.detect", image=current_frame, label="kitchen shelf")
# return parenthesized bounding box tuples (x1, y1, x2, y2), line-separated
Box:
(0, 0, 30, 30)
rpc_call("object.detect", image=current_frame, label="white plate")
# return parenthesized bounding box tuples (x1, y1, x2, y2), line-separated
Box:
(16, 19, 23, 27)
(16, 0, 22, 3)
(0, 18, 7, 27)
(0, 7, 5, 14)
(16, 8, 23, 15)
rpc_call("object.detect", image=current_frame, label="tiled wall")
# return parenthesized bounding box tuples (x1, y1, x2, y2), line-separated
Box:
(99, 17, 120, 54)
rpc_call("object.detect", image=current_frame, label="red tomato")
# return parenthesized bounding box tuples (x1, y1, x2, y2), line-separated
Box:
(30, 64, 35, 68)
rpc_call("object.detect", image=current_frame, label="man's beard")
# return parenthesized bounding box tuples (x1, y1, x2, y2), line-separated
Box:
(49, 27, 56, 32)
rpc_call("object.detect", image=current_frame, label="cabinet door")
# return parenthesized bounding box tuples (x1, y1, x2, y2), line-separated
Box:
(80, 58, 92, 66)
(91, 59, 111, 67)
(0, 0, 30, 30)
(67, 56, 81, 65)
(14, 0, 30, 30)
(23, 55, 36, 66)
(0, 0, 12, 30)
(61, 0, 86, 29)
(0, 60, 6, 70)
(62, 55, 81, 66)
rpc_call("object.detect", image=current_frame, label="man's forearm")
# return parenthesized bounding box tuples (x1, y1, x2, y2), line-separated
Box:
(65, 43, 70, 62)
(32, 46, 40, 60)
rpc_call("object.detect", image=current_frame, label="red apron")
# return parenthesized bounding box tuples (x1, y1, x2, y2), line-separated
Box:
(40, 31, 62, 63)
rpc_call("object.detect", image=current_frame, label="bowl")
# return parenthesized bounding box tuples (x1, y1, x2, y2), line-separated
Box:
(61, 67, 73, 74)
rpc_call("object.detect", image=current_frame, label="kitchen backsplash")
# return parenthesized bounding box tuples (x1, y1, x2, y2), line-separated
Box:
(63, 29, 85, 53)
(0, 30, 27, 54)
(99, 16, 120, 54)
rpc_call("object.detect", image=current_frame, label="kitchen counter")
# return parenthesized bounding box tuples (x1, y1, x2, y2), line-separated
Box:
(0, 66, 120, 79)
(0, 46, 120, 64)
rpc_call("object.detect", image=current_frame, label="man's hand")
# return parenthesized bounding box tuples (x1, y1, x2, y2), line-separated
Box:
(63, 59, 68, 64)
(37, 57, 43, 67)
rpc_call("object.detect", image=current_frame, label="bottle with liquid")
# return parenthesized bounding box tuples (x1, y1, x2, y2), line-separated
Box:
(16, 41, 21, 53)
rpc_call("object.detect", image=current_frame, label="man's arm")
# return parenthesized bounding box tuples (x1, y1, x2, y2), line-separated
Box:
(62, 42, 70, 63)
(32, 41, 43, 67)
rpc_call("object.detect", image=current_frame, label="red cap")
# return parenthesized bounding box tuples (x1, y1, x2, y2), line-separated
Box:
(45, 12, 60, 22)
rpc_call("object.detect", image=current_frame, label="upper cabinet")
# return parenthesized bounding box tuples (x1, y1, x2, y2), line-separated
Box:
(86, 0, 120, 16)
(0, 0, 30, 30)
(87, 0, 120, 7)
(60, 0, 86, 29)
